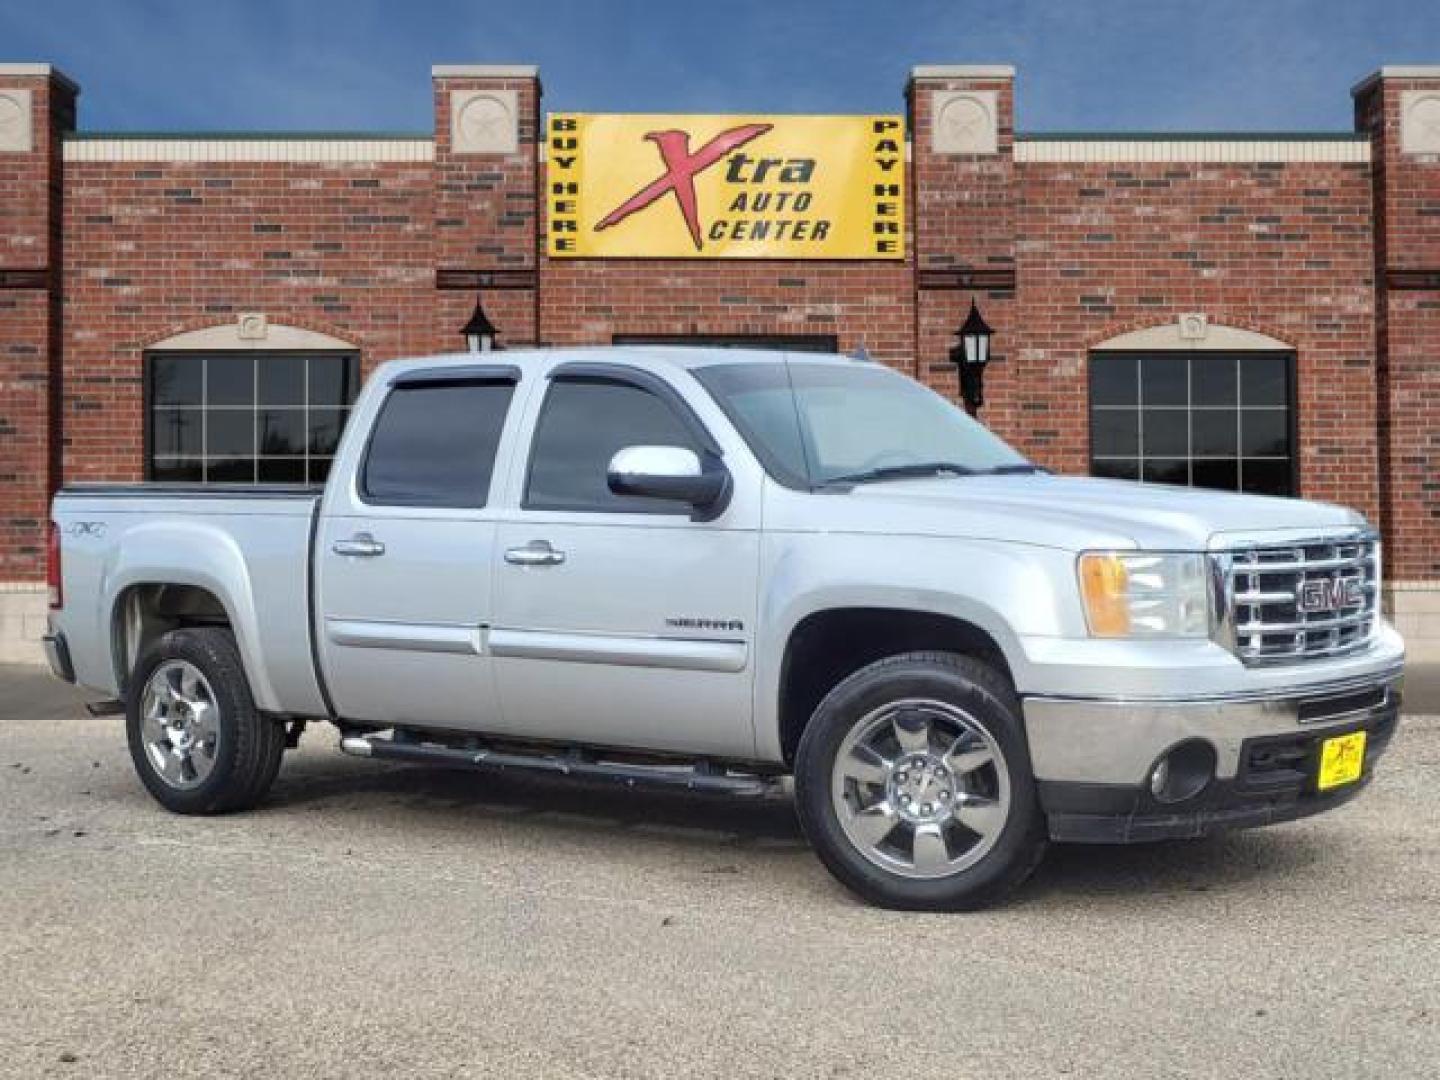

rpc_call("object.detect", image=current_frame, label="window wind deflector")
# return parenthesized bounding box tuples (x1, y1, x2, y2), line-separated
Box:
(390, 364, 521, 388)
(818, 462, 978, 488)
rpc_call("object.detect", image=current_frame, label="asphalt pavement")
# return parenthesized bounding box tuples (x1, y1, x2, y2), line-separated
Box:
(1, 663, 1436, 1079)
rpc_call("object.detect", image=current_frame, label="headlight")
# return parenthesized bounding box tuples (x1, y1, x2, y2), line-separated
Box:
(1077, 552, 1210, 638)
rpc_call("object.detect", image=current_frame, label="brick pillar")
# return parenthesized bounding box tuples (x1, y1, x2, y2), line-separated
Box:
(430, 65, 541, 352)
(907, 66, 1023, 446)
(0, 64, 74, 659)
(0, 66, 74, 643)
(1354, 66, 1440, 656)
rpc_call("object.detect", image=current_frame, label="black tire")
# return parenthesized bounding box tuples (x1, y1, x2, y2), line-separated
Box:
(794, 651, 1048, 911)
(125, 627, 287, 815)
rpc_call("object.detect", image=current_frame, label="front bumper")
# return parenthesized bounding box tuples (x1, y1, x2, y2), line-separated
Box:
(1023, 663, 1403, 843)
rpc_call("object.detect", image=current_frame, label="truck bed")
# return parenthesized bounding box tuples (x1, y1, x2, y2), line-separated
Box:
(51, 485, 328, 716)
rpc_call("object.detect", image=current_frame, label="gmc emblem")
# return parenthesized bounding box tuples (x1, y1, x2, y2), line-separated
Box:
(1297, 577, 1364, 614)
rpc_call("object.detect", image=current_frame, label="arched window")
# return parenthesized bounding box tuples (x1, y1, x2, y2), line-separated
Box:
(144, 323, 360, 485)
(1088, 324, 1295, 497)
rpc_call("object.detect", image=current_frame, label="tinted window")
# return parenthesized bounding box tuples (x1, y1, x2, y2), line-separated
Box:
(363, 381, 514, 507)
(1089, 351, 1294, 497)
(1089, 354, 1138, 407)
(525, 379, 699, 513)
(146, 352, 357, 485)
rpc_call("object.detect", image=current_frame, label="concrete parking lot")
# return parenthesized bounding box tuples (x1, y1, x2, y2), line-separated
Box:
(1, 663, 1437, 1079)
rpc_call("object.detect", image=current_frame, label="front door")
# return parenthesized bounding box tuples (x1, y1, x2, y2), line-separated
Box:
(490, 365, 760, 758)
(316, 367, 521, 730)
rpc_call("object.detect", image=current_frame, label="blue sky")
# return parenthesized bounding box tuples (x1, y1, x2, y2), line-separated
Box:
(3, 0, 1436, 133)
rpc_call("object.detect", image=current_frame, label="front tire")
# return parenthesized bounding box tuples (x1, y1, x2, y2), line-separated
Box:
(794, 652, 1047, 911)
(126, 628, 286, 815)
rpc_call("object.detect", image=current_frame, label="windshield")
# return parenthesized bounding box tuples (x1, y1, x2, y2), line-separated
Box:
(693, 360, 1032, 489)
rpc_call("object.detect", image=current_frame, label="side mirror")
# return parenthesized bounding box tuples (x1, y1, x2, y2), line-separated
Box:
(607, 445, 730, 511)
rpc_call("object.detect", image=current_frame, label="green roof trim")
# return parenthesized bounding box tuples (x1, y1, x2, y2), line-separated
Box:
(66, 131, 432, 141)
(1018, 131, 1369, 142)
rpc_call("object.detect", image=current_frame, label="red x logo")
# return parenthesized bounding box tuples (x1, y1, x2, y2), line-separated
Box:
(595, 123, 773, 251)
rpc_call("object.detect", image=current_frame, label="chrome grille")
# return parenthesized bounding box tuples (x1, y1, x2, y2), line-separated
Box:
(1222, 534, 1379, 664)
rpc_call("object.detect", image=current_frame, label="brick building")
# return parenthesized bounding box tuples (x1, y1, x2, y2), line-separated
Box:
(1, 61, 1438, 660)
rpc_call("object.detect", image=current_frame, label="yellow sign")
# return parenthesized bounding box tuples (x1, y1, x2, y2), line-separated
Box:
(1318, 730, 1367, 791)
(547, 113, 905, 259)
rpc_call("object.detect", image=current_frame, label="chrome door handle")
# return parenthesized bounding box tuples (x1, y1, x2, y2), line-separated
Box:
(332, 532, 386, 558)
(504, 540, 566, 567)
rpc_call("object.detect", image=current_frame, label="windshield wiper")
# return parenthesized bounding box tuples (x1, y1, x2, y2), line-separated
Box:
(819, 462, 978, 487)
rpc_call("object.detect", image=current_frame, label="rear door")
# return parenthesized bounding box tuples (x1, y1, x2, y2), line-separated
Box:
(316, 364, 524, 729)
(489, 362, 762, 758)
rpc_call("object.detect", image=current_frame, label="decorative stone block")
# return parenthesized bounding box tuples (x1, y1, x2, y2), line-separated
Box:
(1400, 90, 1440, 155)
(1178, 313, 1208, 340)
(451, 88, 519, 155)
(931, 90, 998, 155)
(237, 312, 268, 340)
(0, 87, 33, 153)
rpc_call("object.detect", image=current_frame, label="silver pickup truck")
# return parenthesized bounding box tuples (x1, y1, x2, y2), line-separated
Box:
(44, 346, 1404, 910)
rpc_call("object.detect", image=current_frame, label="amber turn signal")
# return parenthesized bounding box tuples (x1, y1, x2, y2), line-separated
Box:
(1078, 552, 1131, 637)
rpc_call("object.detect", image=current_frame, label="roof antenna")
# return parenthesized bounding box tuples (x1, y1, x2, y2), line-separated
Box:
(850, 343, 872, 363)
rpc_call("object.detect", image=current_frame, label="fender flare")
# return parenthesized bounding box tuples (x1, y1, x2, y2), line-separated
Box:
(101, 520, 281, 711)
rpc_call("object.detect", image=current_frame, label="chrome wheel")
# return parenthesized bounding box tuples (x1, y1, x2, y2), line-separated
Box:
(140, 659, 221, 790)
(830, 698, 1011, 880)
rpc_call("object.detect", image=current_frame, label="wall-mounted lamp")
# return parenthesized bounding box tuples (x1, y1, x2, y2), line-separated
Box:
(461, 294, 499, 353)
(949, 299, 993, 415)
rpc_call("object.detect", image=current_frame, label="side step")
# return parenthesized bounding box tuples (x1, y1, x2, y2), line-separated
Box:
(338, 734, 781, 797)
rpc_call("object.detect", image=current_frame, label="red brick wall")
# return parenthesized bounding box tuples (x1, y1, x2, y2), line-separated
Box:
(0, 289, 53, 578)
(1008, 156, 1378, 521)
(60, 156, 440, 481)
(1357, 74, 1440, 581)
(56, 70, 546, 493)
(2, 63, 1435, 587)
(538, 257, 914, 364)
(907, 73, 1378, 526)
(910, 73, 1018, 403)
(432, 73, 540, 345)
(0, 72, 73, 582)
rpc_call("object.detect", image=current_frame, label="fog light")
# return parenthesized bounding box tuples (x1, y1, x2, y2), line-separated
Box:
(1149, 758, 1170, 799)
(1148, 740, 1216, 804)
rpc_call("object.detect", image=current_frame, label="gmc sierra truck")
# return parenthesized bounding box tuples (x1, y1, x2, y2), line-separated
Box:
(44, 347, 1404, 910)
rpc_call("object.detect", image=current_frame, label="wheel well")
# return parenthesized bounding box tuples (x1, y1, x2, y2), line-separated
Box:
(778, 608, 1013, 765)
(112, 583, 233, 690)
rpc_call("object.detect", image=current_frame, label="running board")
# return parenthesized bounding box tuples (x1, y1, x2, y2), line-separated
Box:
(84, 699, 125, 717)
(338, 734, 780, 797)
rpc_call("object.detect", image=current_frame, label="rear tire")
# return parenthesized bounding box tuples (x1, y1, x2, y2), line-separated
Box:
(126, 628, 286, 815)
(794, 651, 1047, 911)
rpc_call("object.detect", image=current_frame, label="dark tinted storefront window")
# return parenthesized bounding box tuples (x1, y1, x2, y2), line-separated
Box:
(147, 352, 358, 484)
(1089, 351, 1295, 497)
